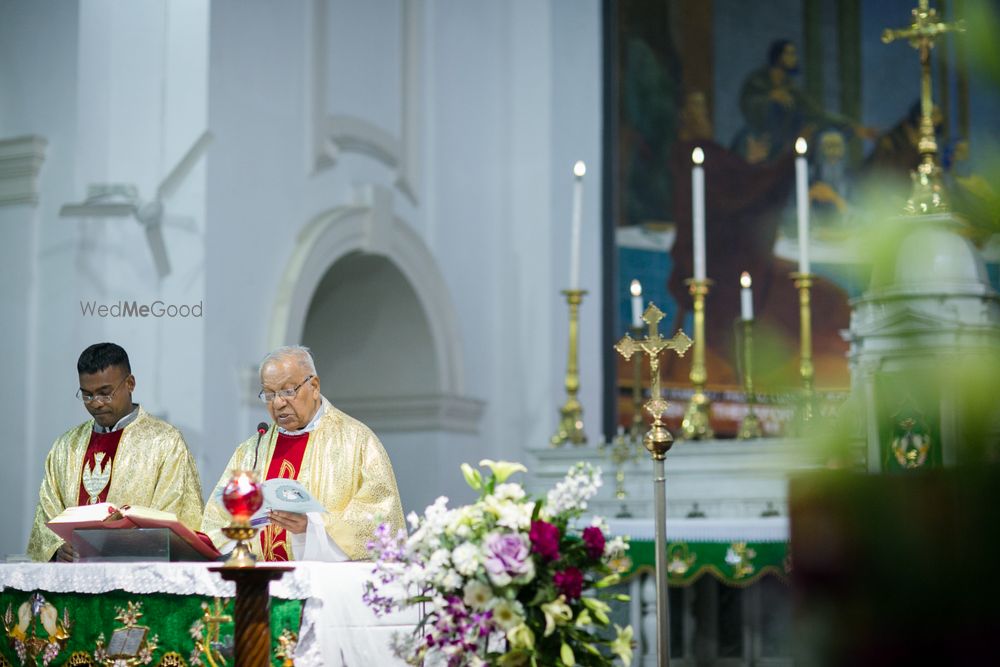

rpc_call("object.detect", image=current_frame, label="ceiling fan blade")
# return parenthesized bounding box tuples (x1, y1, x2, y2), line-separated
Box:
(156, 130, 213, 200)
(59, 202, 135, 218)
(144, 222, 172, 279)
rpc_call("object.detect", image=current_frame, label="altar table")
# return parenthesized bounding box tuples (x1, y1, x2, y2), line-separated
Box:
(606, 516, 790, 586)
(0, 561, 416, 666)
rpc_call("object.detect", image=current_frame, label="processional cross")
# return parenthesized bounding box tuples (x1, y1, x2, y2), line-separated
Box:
(614, 302, 692, 667)
(615, 303, 692, 459)
(882, 0, 965, 214)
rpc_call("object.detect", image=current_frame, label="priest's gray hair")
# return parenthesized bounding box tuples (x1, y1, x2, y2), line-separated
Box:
(260, 345, 317, 377)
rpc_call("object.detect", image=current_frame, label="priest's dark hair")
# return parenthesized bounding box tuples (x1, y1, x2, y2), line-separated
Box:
(77, 342, 132, 376)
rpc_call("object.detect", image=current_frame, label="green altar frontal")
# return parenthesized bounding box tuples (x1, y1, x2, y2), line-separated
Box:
(0, 585, 302, 667)
(608, 516, 790, 587)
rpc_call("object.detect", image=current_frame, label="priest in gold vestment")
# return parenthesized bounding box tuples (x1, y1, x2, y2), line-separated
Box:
(201, 346, 404, 561)
(27, 343, 205, 562)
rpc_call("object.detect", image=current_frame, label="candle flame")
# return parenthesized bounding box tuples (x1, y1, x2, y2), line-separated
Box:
(573, 160, 586, 178)
(630, 279, 642, 297)
(740, 271, 752, 288)
(795, 137, 808, 155)
(691, 147, 705, 165)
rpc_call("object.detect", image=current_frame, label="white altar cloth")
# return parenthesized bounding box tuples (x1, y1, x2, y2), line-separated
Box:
(605, 516, 789, 542)
(0, 561, 416, 666)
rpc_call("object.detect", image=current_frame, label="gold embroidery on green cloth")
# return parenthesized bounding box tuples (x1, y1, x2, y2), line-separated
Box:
(725, 542, 757, 579)
(188, 598, 231, 667)
(666, 542, 697, 577)
(67, 652, 95, 666)
(275, 629, 298, 667)
(155, 652, 187, 667)
(2, 592, 74, 665)
(94, 601, 159, 666)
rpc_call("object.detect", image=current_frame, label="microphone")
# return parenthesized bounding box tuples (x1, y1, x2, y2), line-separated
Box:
(250, 422, 269, 472)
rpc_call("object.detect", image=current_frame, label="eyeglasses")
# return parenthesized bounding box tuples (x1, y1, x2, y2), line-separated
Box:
(76, 375, 130, 404)
(258, 375, 314, 403)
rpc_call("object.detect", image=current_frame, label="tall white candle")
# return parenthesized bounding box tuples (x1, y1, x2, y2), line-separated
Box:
(795, 137, 810, 275)
(691, 147, 706, 281)
(569, 161, 586, 289)
(740, 271, 754, 321)
(630, 279, 643, 328)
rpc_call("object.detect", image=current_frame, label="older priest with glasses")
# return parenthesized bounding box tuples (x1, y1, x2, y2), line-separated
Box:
(26, 343, 205, 562)
(201, 346, 404, 561)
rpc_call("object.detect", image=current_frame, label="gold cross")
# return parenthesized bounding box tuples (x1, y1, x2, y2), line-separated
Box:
(615, 303, 692, 459)
(882, 0, 965, 213)
(197, 598, 232, 667)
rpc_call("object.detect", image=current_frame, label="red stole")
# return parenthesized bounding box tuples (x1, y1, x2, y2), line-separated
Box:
(259, 431, 310, 561)
(77, 430, 125, 506)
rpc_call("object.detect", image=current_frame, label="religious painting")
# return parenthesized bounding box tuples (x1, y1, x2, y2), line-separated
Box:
(603, 0, 978, 437)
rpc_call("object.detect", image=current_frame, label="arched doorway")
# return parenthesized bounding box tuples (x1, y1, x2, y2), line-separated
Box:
(301, 251, 438, 401)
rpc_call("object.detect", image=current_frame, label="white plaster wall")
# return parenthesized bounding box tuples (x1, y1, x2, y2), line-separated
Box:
(202, 0, 603, 510)
(0, 0, 604, 552)
(0, 1, 82, 558)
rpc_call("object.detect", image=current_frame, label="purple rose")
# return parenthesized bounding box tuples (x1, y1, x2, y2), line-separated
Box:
(483, 533, 532, 585)
(553, 567, 584, 600)
(582, 526, 606, 560)
(529, 520, 561, 561)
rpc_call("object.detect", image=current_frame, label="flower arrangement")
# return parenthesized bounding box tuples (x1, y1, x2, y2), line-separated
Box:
(364, 460, 634, 667)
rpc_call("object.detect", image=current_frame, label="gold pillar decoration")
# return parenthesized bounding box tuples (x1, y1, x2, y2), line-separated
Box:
(551, 289, 588, 445)
(882, 0, 965, 214)
(737, 317, 764, 439)
(681, 278, 713, 440)
(615, 302, 693, 667)
(792, 272, 815, 423)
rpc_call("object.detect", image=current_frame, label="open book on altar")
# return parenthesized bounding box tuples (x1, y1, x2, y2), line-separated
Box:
(46, 504, 220, 561)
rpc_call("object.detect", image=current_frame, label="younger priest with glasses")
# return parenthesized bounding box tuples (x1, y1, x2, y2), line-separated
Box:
(200, 345, 404, 561)
(26, 342, 205, 562)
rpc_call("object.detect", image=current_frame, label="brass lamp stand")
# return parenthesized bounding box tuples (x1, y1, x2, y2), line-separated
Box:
(681, 278, 713, 440)
(737, 318, 764, 439)
(791, 272, 815, 424)
(551, 289, 588, 445)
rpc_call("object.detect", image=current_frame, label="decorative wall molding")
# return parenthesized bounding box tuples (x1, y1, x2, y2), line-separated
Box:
(331, 394, 485, 434)
(0, 135, 47, 206)
(308, 0, 421, 203)
(268, 188, 480, 433)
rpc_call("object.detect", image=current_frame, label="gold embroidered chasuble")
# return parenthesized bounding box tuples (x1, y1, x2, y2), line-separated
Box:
(26, 406, 205, 562)
(201, 399, 404, 561)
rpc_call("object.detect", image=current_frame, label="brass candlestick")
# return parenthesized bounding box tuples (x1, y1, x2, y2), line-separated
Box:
(792, 273, 815, 424)
(681, 278, 714, 440)
(615, 302, 693, 667)
(737, 318, 764, 439)
(602, 426, 639, 518)
(630, 324, 646, 442)
(551, 289, 588, 446)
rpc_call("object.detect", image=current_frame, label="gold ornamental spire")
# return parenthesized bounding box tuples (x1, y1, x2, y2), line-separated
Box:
(882, 0, 965, 214)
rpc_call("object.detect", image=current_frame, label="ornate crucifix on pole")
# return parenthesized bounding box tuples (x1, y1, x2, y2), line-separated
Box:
(615, 302, 692, 667)
(882, 0, 965, 214)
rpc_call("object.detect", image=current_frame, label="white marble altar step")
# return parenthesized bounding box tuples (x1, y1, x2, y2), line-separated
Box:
(527, 437, 827, 519)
